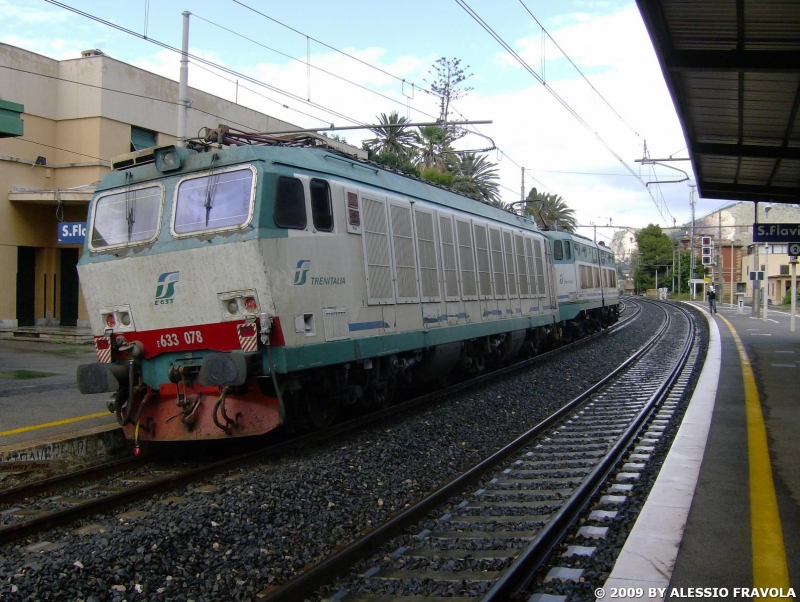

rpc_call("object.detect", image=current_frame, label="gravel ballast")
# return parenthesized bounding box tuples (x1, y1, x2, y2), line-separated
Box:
(0, 301, 691, 601)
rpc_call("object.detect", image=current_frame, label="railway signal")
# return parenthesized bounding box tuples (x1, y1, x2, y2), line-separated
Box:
(701, 236, 714, 266)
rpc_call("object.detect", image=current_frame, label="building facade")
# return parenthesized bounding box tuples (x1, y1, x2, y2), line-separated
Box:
(0, 44, 305, 329)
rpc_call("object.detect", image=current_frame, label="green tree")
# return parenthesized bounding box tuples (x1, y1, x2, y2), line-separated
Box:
(451, 153, 500, 205)
(634, 224, 674, 292)
(426, 57, 473, 124)
(524, 187, 577, 232)
(415, 125, 452, 171)
(364, 111, 416, 160)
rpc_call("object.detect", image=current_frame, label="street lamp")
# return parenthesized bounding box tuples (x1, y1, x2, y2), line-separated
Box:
(729, 238, 736, 307)
(763, 206, 771, 321)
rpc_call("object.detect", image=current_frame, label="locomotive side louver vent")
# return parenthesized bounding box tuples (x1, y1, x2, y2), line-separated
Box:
(489, 227, 506, 299)
(389, 202, 419, 303)
(456, 219, 478, 299)
(503, 230, 518, 298)
(323, 308, 349, 341)
(361, 195, 394, 304)
(534, 239, 547, 296)
(438, 215, 460, 301)
(414, 208, 441, 302)
(524, 238, 538, 295)
(473, 223, 492, 299)
(515, 233, 531, 298)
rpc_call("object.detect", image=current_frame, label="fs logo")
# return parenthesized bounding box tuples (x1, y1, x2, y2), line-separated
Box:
(154, 271, 180, 305)
(559, 274, 564, 284)
(293, 260, 311, 285)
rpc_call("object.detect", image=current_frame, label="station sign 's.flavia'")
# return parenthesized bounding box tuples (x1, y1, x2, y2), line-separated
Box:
(57, 221, 86, 244)
(752, 223, 800, 243)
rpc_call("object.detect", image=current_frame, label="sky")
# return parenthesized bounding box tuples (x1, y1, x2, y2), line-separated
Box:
(0, 0, 734, 245)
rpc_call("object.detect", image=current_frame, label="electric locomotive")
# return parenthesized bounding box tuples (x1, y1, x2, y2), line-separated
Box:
(545, 230, 619, 341)
(76, 134, 618, 444)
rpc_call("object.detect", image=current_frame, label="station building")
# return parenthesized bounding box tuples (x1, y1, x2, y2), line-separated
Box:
(0, 44, 317, 330)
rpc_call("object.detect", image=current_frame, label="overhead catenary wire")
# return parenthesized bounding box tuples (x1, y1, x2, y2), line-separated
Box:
(0, 64, 265, 133)
(39, 0, 666, 217)
(14, 137, 105, 162)
(191, 13, 443, 125)
(42, 0, 370, 130)
(453, 0, 675, 225)
(516, 0, 642, 139)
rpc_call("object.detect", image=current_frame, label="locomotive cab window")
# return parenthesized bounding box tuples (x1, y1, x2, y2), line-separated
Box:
(174, 166, 255, 235)
(274, 176, 307, 229)
(90, 184, 163, 250)
(553, 239, 563, 260)
(564, 241, 572, 260)
(310, 179, 333, 232)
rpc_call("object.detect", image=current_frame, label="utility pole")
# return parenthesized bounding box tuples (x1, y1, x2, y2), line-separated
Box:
(763, 206, 771, 321)
(718, 210, 723, 296)
(791, 256, 797, 333)
(177, 11, 191, 146)
(753, 202, 760, 317)
(689, 185, 696, 296)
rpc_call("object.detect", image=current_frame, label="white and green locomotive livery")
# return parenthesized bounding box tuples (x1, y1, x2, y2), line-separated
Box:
(77, 137, 619, 443)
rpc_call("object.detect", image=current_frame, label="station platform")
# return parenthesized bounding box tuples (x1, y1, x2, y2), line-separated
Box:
(0, 331, 123, 467)
(602, 302, 799, 600)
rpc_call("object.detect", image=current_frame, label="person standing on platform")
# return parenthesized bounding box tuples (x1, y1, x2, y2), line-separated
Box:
(707, 286, 717, 314)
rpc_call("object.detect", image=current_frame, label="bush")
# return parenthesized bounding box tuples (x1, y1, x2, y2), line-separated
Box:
(782, 288, 800, 305)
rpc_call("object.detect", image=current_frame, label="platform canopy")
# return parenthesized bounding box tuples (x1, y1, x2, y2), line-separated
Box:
(636, 0, 800, 205)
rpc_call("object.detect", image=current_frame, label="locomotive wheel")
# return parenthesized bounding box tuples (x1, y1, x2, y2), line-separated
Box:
(365, 378, 396, 411)
(305, 395, 338, 429)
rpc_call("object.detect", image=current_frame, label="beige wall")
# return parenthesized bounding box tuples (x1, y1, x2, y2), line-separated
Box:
(741, 248, 795, 304)
(1, 43, 305, 328)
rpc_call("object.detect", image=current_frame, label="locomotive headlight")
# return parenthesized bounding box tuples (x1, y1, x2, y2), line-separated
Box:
(161, 151, 177, 168)
(99, 305, 135, 332)
(218, 290, 260, 321)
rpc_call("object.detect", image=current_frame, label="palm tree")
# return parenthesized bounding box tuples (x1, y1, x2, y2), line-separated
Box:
(364, 111, 416, 160)
(451, 153, 500, 205)
(525, 187, 577, 232)
(414, 125, 451, 171)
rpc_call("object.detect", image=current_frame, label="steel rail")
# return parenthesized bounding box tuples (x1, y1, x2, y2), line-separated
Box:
(254, 299, 676, 602)
(0, 303, 635, 546)
(482, 301, 696, 599)
(0, 299, 634, 505)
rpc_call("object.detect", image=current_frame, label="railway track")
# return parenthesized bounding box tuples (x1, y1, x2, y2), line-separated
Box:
(254, 299, 697, 602)
(0, 302, 637, 548)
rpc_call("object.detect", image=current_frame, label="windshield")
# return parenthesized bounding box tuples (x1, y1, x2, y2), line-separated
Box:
(90, 185, 162, 249)
(174, 166, 255, 234)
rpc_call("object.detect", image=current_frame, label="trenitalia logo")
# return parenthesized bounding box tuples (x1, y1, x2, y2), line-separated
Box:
(294, 260, 311, 285)
(155, 271, 180, 305)
(753, 223, 800, 243)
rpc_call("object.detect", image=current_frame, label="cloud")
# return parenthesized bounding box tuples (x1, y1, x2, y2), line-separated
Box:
(0, 0, 707, 234)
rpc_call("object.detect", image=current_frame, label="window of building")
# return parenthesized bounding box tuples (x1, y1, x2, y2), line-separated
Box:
(274, 176, 307, 229)
(310, 179, 333, 231)
(91, 184, 163, 249)
(174, 167, 255, 234)
(130, 126, 157, 151)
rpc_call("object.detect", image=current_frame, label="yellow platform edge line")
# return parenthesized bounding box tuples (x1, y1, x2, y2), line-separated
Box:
(0, 411, 109, 437)
(717, 314, 790, 597)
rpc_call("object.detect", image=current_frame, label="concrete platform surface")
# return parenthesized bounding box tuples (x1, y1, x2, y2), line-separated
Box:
(600, 302, 799, 601)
